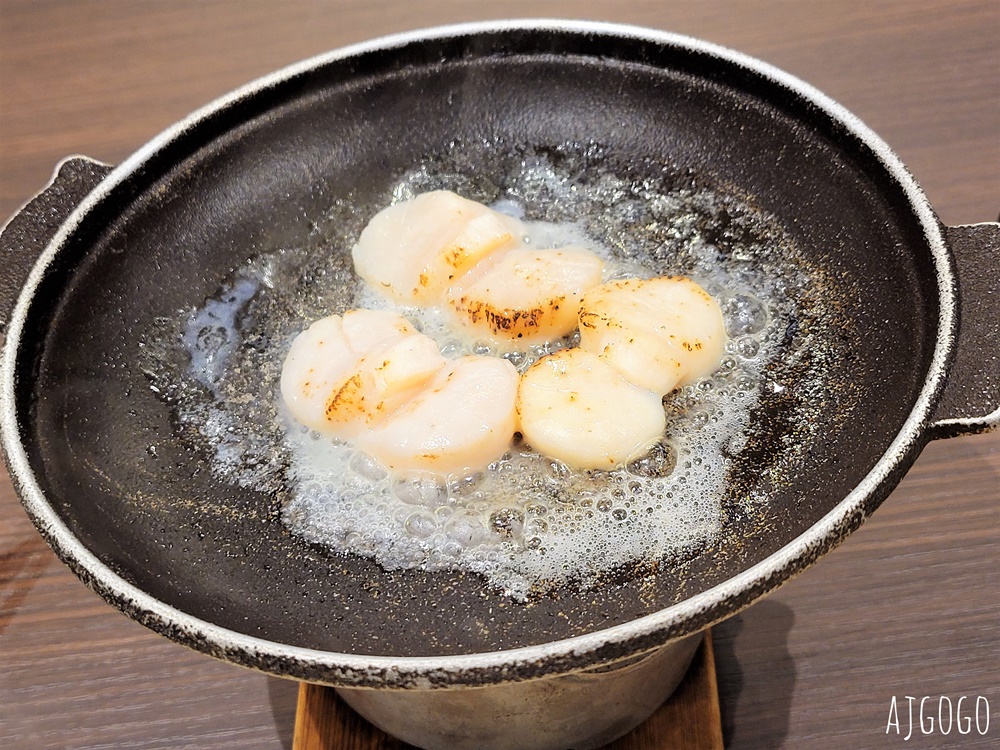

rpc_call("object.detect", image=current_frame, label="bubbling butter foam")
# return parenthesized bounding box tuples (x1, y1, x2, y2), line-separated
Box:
(279, 176, 780, 600)
(148, 144, 832, 601)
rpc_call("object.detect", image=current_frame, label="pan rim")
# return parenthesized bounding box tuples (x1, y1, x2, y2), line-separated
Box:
(0, 18, 955, 686)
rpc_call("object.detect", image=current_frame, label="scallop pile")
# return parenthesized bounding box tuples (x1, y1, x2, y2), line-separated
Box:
(151, 146, 840, 600)
(282, 191, 726, 475)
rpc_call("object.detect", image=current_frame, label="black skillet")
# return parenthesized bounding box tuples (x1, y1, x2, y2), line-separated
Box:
(1, 21, 997, 688)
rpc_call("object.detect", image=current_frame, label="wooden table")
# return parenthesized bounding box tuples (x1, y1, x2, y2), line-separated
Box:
(1, 2, 997, 747)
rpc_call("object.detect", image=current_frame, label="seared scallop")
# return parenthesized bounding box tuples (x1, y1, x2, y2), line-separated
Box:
(516, 347, 666, 469)
(352, 190, 525, 304)
(446, 246, 604, 349)
(578, 276, 726, 396)
(280, 309, 445, 438)
(356, 356, 519, 476)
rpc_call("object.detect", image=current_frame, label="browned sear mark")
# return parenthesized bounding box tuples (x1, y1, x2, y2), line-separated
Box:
(325, 373, 367, 422)
(455, 296, 563, 337)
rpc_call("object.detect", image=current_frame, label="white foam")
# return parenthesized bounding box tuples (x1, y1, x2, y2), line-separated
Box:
(276, 167, 787, 600)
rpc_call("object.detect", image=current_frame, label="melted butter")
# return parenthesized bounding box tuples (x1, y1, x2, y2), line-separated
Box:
(152, 146, 833, 601)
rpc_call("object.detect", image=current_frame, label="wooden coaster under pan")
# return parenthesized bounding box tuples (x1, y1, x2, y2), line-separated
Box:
(293, 630, 723, 750)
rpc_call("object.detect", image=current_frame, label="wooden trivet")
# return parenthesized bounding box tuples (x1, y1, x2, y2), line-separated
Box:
(293, 630, 723, 750)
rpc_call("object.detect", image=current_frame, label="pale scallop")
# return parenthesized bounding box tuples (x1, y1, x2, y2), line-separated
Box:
(516, 348, 666, 470)
(280, 309, 445, 438)
(578, 276, 726, 396)
(352, 190, 525, 304)
(356, 356, 519, 476)
(446, 246, 604, 348)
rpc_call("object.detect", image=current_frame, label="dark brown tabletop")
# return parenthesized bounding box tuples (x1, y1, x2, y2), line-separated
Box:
(1, 1, 997, 748)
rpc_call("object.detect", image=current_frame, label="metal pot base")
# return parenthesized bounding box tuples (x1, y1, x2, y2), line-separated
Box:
(336, 633, 702, 750)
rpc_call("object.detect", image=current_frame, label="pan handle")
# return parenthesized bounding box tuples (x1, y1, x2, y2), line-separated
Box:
(0, 156, 114, 336)
(928, 222, 1000, 439)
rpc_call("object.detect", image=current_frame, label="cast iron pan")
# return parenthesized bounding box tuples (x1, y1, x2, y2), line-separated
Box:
(1, 21, 998, 688)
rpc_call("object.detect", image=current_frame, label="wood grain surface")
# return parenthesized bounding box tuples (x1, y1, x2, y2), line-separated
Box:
(1, 2, 997, 748)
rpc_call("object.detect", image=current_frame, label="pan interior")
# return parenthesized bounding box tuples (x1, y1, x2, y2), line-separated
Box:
(16, 35, 938, 657)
